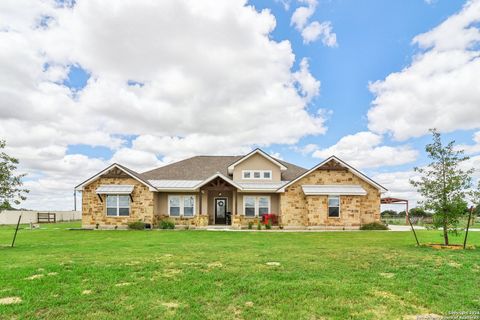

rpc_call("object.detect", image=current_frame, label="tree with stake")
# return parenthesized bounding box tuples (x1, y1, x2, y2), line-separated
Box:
(410, 129, 473, 246)
(0, 140, 29, 210)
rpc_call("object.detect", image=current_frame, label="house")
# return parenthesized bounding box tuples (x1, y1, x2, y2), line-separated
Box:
(75, 149, 386, 229)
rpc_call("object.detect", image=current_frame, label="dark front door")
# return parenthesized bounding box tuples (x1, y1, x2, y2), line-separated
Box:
(215, 198, 227, 225)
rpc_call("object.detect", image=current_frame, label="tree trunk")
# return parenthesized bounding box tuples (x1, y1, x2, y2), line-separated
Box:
(443, 222, 449, 246)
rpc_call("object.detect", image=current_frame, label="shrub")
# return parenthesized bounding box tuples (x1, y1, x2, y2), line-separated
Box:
(248, 222, 253, 230)
(128, 221, 146, 230)
(159, 219, 175, 230)
(265, 221, 272, 230)
(257, 222, 262, 230)
(360, 222, 389, 230)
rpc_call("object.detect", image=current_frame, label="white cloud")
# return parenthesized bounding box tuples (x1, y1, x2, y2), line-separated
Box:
(456, 131, 480, 155)
(311, 131, 418, 169)
(0, 0, 327, 209)
(301, 21, 337, 46)
(368, 0, 480, 140)
(290, 0, 337, 46)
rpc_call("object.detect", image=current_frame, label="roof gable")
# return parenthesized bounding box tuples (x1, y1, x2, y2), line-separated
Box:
(227, 149, 287, 174)
(75, 163, 154, 190)
(277, 156, 387, 192)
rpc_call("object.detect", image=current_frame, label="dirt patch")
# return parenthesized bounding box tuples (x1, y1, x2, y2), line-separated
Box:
(447, 261, 462, 268)
(423, 243, 466, 250)
(163, 269, 182, 278)
(245, 301, 254, 307)
(207, 262, 223, 269)
(379, 272, 395, 279)
(161, 302, 179, 309)
(266, 262, 281, 266)
(115, 282, 132, 287)
(25, 274, 44, 280)
(0, 296, 22, 305)
(47, 272, 58, 276)
(82, 290, 92, 295)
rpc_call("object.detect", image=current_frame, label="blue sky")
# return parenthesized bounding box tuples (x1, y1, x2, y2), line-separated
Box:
(1, 0, 479, 209)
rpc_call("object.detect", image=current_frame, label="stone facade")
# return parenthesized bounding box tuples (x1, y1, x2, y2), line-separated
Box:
(81, 160, 381, 229)
(279, 161, 381, 229)
(82, 175, 155, 228)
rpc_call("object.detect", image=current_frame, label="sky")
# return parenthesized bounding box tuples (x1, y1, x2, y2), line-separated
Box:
(1, 0, 480, 210)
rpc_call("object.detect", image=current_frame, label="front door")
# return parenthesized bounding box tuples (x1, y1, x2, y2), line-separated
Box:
(215, 198, 227, 225)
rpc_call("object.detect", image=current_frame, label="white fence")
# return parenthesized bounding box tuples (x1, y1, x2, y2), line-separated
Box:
(0, 210, 81, 225)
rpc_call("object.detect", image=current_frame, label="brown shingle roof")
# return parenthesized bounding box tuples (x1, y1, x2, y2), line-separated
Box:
(140, 156, 307, 181)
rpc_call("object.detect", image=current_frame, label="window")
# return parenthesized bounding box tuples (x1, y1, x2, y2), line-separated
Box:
(258, 197, 270, 216)
(168, 195, 196, 217)
(169, 196, 181, 217)
(328, 196, 340, 218)
(183, 196, 195, 217)
(242, 170, 272, 180)
(243, 196, 270, 217)
(244, 196, 256, 217)
(106, 195, 130, 217)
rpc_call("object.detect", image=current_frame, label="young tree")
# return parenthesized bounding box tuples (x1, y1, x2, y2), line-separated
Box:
(0, 140, 29, 209)
(410, 129, 473, 245)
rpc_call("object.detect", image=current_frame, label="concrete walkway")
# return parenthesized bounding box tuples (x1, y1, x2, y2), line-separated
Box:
(388, 225, 480, 232)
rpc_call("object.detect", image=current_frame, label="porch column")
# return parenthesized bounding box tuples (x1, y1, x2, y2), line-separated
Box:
(232, 189, 236, 215)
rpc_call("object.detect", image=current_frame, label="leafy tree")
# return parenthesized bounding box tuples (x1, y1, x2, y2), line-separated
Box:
(408, 207, 431, 217)
(0, 140, 28, 210)
(381, 209, 397, 217)
(410, 129, 473, 245)
(469, 181, 480, 218)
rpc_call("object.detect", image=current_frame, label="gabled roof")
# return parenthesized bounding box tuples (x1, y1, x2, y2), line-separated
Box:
(75, 163, 154, 191)
(277, 156, 388, 193)
(141, 154, 306, 181)
(227, 148, 287, 174)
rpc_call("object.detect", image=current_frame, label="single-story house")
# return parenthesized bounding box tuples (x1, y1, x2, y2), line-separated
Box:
(75, 149, 386, 229)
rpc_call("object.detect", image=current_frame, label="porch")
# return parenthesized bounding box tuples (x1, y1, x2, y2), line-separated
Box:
(152, 176, 278, 228)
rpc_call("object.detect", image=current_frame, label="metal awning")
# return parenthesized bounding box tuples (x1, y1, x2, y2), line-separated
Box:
(301, 184, 367, 196)
(95, 185, 134, 194)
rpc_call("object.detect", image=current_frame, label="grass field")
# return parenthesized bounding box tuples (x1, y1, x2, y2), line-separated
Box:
(0, 222, 479, 319)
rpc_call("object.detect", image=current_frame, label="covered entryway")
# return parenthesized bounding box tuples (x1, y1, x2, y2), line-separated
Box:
(199, 176, 238, 225)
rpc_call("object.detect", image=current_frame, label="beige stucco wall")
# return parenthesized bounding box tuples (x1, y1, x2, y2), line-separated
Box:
(154, 192, 207, 226)
(235, 193, 280, 216)
(81, 177, 154, 228)
(280, 168, 381, 229)
(232, 153, 281, 182)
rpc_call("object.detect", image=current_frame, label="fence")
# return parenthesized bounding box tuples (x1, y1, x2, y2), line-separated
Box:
(0, 210, 81, 225)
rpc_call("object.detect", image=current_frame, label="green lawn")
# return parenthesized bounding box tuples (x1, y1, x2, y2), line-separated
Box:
(0, 223, 479, 319)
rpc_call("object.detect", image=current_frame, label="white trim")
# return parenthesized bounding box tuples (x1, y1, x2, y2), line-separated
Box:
(168, 194, 196, 218)
(327, 195, 340, 218)
(241, 170, 273, 180)
(243, 195, 271, 217)
(277, 156, 388, 193)
(214, 197, 228, 224)
(106, 194, 130, 217)
(75, 163, 153, 191)
(227, 149, 287, 174)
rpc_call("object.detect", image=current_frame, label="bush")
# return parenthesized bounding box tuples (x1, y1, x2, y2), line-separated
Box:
(128, 221, 146, 230)
(257, 222, 262, 230)
(159, 219, 175, 230)
(248, 222, 253, 229)
(360, 222, 389, 230)
(265, 221, 272, 230)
